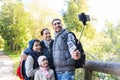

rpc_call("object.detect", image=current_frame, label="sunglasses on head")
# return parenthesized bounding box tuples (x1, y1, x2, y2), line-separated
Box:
(53, 22, 61, 26)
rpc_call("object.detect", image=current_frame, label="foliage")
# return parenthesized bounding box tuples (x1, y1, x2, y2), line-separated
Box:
(93, 72, 118, 80)
(0, 0, 61, 53)
(0, 35, 4, 49)
(75, 69, 84, 80)
(25, 0, 61, 39)
(80, 19, 120, 62)
(81, 20, 120, 80)
(102, 20, 120, 62)
(63, 0, 96, 39)
(63, 0, 84, 31)
(0, 0, 33, 52)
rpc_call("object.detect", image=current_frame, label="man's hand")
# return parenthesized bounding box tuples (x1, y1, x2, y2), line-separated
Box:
(71, 50, 81, 60)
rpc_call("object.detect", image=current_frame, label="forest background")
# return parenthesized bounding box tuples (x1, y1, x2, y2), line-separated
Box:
(0, 0, 120, 80)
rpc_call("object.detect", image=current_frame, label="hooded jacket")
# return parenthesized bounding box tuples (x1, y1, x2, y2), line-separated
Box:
(24, 39, 42, 79)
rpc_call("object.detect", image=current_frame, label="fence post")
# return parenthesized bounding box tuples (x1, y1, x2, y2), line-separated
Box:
(84, 68, 92, 80)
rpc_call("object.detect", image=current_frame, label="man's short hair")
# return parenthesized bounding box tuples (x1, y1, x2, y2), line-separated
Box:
(52, 18, 61, 25)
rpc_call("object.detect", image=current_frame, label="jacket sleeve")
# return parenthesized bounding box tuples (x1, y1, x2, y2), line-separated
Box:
(34, 70, 39, 80)
(25, 55, 38, 77)
(50, 69, 55, 80)
(67, 33, 77, 55)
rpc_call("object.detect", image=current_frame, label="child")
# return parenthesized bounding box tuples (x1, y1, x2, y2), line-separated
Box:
(34, 55, 55, 80)
(24, 39, 42, 80)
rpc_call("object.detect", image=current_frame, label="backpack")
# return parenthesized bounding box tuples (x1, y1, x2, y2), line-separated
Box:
(16, 60, 26, 80)
(66, 32, 86, 68)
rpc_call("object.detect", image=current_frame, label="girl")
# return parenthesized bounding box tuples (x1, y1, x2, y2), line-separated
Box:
(24, 39, 42, 80)
(34, 55, 55, 80)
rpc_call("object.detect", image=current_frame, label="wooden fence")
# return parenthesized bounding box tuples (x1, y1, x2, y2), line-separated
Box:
(84, 60, 120, 80)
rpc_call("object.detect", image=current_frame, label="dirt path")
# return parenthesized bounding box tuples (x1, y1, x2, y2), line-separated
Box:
(0, 51, 17, 80)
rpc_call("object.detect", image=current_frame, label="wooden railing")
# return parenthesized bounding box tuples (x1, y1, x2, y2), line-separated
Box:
(84, 60, 120, 80)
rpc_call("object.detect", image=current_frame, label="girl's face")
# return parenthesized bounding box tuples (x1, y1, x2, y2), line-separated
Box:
(42, 29, 51, 41)
(32, 41, 41, 52)
(41, 58, 49, 67)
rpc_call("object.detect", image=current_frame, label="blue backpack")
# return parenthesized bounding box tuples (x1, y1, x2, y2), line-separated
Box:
(65, 32, 85, 68)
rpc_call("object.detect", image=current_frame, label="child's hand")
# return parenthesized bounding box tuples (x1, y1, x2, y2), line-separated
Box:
(21, 54, 27, 60)
(23, 55, 27, 60)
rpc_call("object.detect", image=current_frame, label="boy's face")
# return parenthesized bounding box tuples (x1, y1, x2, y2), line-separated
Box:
(42, 29, 51, 41)
(32, 41, 41, 52)
(41, 58, 49, 67)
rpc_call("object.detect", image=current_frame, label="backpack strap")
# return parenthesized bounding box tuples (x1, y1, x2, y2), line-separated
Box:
(62, 31, 85, 68)
(67, 32, 84, 54)
(64, 32, 79, 46)
(69, 32, 77, 40)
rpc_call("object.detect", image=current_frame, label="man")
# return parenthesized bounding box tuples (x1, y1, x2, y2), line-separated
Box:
(52, 18, 81, 80)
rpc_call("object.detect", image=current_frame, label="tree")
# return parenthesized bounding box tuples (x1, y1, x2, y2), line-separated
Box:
(0, 0, 33, 52)
(0, 35, 4, 49)
(63, 0, 96, 39)
(102, 20, 120, 61)
(24, 0, 61, 38)
(0, 0, 62, 52)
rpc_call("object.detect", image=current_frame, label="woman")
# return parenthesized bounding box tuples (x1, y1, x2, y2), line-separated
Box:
(40, 28, 55, 70)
